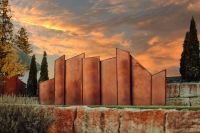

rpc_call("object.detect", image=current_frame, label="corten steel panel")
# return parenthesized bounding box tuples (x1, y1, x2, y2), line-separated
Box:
(83, 57, 100, 105)
(152, 70, 166, 105)
(16, 79, 26, 95)
(39, 79, 55, 105)
(65, 54, 85, 105)
(116, 49, 131, 105)
(54, 55, 65, 105)
(132, 57, 152, 105)
(101, 58, 117, 105)
(4, 76, 18, 95)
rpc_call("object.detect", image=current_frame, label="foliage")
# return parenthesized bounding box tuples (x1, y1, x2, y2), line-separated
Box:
(39, 51, 49, 82)
(180, 32, 189, 80)
(27, 55, 38, 96)
(1, 44, 27, 78)
(0, 0, 14, 44)
(180, 17, 200, 81)
(15, 27, 32, 55)
(0, 104, 54, 133)
(14, 46, 41, 71)
(0, 0, 26, 78)
(0, 44, 8, 76)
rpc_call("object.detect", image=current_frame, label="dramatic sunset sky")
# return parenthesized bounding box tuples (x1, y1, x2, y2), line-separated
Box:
(9, 0, 200, 79)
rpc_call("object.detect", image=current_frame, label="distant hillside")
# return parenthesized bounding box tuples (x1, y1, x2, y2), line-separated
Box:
(13, 46, 40, 70)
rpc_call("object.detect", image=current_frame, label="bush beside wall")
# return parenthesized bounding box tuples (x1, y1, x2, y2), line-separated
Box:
(0, 104, 54, 133)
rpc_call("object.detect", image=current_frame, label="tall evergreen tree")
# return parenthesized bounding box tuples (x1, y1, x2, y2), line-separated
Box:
(180, 17, 200, 81)
(180, 32, 190, 80)
(39, 51, 49, 82)
(15, 27, 32, 55)
(0, 0, 26, 78)
(0, 0, 13, 45)
(27, 55, 38, 96)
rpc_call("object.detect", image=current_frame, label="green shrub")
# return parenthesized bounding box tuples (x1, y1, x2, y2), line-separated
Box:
(0, 104, 54, 133)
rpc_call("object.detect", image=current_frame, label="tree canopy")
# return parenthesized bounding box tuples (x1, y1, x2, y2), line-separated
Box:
(180, 17, 200, 81)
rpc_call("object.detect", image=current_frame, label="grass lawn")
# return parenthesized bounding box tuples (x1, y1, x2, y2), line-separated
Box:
(88, 105, 200, 111)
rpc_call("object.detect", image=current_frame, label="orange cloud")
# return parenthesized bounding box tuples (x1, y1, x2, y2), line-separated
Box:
(153, 0, 188, 6)
(187, 1, 200, 12)
(11, 4, 85, 35)
(148, 36, 160, 46)
(30, 32, 129, 59)
(136, 38, 183, 75)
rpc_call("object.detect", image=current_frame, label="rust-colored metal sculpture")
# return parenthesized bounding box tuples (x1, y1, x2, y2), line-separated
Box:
(65, 54, 85, 105)
(83, 57, 100, 105)
(101, 58, 118, 105)
(39, 48, 167, 106)
(132, 57, 152, 105)
(54, 55, 65, 105)
(39, 79, 55, 105)
(152, 70, 166, 105)
(116, 49, 131, 105)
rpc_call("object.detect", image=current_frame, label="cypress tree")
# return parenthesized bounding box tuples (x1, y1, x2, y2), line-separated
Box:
(180, 17, 200, 81)
(180, 32, 190, 80)
(39, 51, 49, 82)
(27, 55, 38, 96)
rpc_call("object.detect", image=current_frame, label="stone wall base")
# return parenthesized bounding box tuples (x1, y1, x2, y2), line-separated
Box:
(47, 106, 200, 133)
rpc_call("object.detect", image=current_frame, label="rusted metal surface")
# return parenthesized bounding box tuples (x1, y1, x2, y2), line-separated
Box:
(152, 70, 166, 105)
(65, 54, 85, 105)
(132, 57, 152, 105)
(16, 78, 26, 95)
(1, 76, 26, 95)
(39, 79, 55, 105)
(40, 49, 167, 106)
(101, 58, 117, 105)
(54, 55, 65, 105)
(4, 76, 18, 95)
(116, 49, 131, 105)
(83, 57, 100, 105)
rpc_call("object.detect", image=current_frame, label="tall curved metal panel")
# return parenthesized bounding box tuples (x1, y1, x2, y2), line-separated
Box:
(39, 79, 55, 105)
(65, 54, 85, 105)
(83, 57, 100, 105)
(55, 55, 65, 105)
(132, 57, 152, 105)
(152, 70, 166, 105)
(101, 58, 117, 105)
(116, 49, 131, 105)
